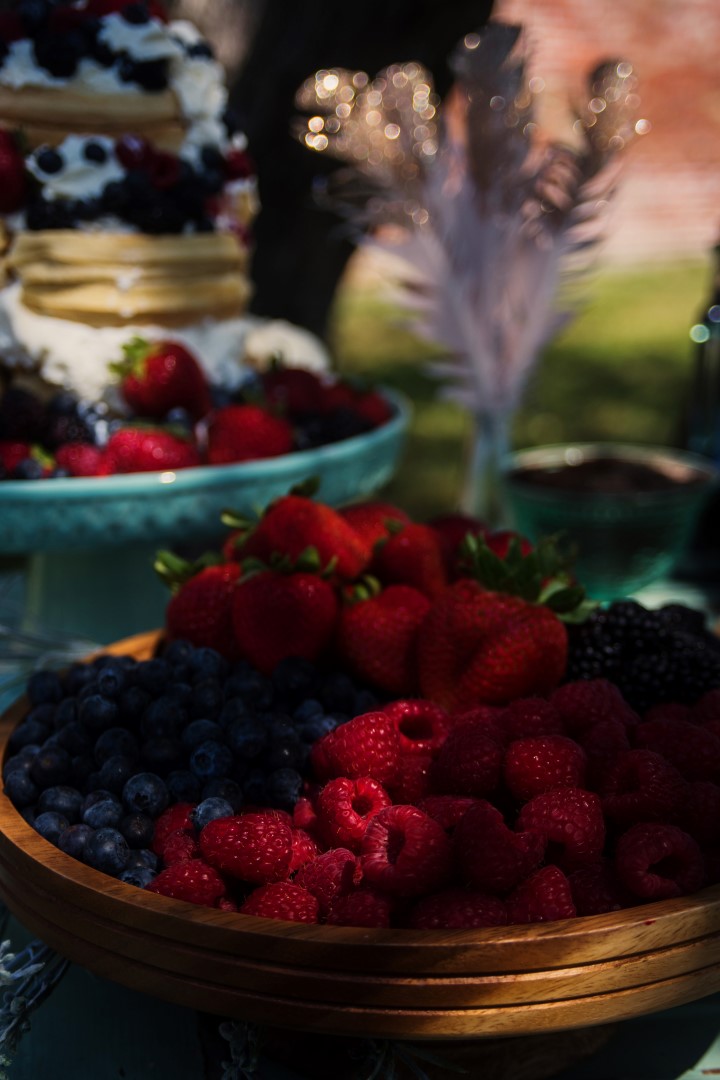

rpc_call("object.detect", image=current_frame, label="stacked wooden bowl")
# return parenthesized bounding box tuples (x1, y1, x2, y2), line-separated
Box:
(1, 633, 720, 1047)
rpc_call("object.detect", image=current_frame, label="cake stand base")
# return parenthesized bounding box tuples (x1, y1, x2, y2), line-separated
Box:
(23, 544, 169, 645)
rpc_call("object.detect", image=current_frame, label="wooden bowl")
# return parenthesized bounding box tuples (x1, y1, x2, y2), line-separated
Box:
(2, 632, 720, 1042)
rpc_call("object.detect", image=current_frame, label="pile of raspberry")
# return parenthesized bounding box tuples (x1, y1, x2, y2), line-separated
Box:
(147, 681, 720, 929)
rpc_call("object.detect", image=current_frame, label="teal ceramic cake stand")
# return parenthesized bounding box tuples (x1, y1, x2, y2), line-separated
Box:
(0, 392, 410, 644)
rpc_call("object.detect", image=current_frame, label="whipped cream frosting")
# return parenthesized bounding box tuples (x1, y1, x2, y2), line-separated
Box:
(27, 135, 125, 201)
(98, 13, 185, 62)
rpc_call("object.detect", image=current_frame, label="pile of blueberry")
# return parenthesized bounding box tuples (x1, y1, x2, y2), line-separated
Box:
(3, 641, 380, 885)
(0, 1, 207, 90)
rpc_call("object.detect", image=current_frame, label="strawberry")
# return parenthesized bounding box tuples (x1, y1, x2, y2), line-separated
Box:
(0, 441, 33, 474)
(199, 811, 293, 884)
(0, 130, 27, 214)
(417, 580, 568, 711)
(111, 337, 211, 421)
(145, 860, 227, 907)
(428, 512, 487, 577)
(339, 500, 411, 549)
(206, 404, 293, 465)
(239, 881, 320, 923)
(370, 522, 447, 600)
(105, 426, 201, 473)
(259, 365, 326, 415)
(360, 804, 454, 899)
(54, 443, 109, 477)
(231, 567, 339, 675)
(240, 493, 372, 582)
(159, 554, 241, 659)
(350, 387, 393, 427)
(310, 710, 401, 786)
(337, 582, 430, 697)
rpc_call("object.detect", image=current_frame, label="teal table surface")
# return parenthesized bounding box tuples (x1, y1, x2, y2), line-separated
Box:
(3, 565, 720, 1078)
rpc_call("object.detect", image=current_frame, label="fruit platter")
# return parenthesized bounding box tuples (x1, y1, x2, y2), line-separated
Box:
(2, 490, 720, 1043)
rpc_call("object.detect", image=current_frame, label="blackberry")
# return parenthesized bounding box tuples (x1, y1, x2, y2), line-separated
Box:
(566, 600, 720, 712)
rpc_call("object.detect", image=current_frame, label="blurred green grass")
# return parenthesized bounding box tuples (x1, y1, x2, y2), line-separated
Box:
(328, 259, 708, 519)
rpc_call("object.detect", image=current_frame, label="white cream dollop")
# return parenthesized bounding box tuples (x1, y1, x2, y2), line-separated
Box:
(27, 135, 125, 202)
(0, 40, 65, 89)
(98, 13, 185, 62)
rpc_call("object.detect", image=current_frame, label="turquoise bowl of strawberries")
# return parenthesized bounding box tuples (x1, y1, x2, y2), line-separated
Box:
(0, 388, 410, 642)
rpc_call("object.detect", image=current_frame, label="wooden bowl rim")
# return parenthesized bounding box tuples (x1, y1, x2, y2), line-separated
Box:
(3, 629, 720, 954)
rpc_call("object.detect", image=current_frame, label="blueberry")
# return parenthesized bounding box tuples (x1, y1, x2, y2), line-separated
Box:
(190, 739, 233, 783)
(55, 720, 91, 756)
(96, 662, 129, 699)
(164, 407, 194, 430)
(33, 811, 70, 845)
(266, 768, 303, 812)
(225, 670, 274, 711)
(0, 387, 45, 441)
(46, 391, 79, 418)
(191, 797, 234, 832)
(181, 719, 224, 752)
(85, 827, 130, 876)
(79, 694, 118, 733)
(218, 697, 247, 727)
(118, 684, 151, 723)
(187, 41, 214, 59)
(297, 714, 338, 744)
(165, 769, 202, 804)
(34, 33, 79, 78)
(8, 718, 50, 752)
(121, 3, 151, 25)
(83, 141, 108, 164)
(125, 848, 158, 872)
(166, 682, 192, 706)
(293, 698, 324, 723)
(30, 745, 72, 787)
(122, 772, 168, 818)
(64, 662, 96, 696)
(58, 823, 94, 861)
(3, 752, 35, 781)
(89, 36, 115, 67)
(264, 720, 306, 771)
(242, 769, 268, 805)
(189, 679, 224, 718)
(135, 658, 171, 695)
(226, 716, 269, 759)
(119, 866, 156, 888)
(353, 689, 380, 715)
(319, 672, 358, 714)
(162, 640, 193, 667)
(12, 458, 44, 480)
(201, 777, 243, 812)
(37, 785, 83, 823)
(3, 770, 39, 809)
(97, 754, 137, 795)
(82, 795, 124, 829)
(27, 669, 63, 706)
(140, 696, 183, 739)
(94, 727, 139, 765)
(70, 754, 95, 789)
(52, 698, 78, 730)
(140, 737, 184, 774)
(119, 813, 154, 849)
(272, 658, 318, 705)
(20, 0, 52, 32)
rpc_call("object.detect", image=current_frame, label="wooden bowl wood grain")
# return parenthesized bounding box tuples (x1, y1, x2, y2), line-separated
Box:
(1, 632, 720, 1040)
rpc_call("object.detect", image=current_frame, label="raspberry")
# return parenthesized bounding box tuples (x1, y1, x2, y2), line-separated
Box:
(516, 788, 605, 870)
(693, 688, 720, 725)
(599, 749, 686, 828)
(289, 828, 320, 872)
(387, 754, 433, 804)
(294, 848, 362, 916)
(453, 800, 545, 894)
(504, 735, 587, 802)
(360, 805, 453, 899)
(506, 866, 576, 924)
(678, 781, 720, 848)
(450, 704, 507, 744)
(151, 802, 195, 855)
(292, 796, 319, 834)
(326, 888, 393, 928)
(199, 811, 293, 884)
(568, 860, 635, 916)
(577, 718, 632, 772)
(643, 703, 692, 724)
(382, 699, 451, 757)
(415, 794, 482, 833)
(315, 776, 392, 851)
(310, 711, 400, 785)
(550, 680, 639, 734)
(406, 888, 508, 930)
(146, 859, 227, 907)
(615, 823, 705, 900)
(161, 829, 200, 865)
(431, 723, 503, 797)
(502, 698, 565, 741)
(240, 882, 320, 923)
(634, 719, 720, 782)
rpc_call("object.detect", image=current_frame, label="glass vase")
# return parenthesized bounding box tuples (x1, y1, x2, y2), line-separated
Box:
(460, 409, 512, 527)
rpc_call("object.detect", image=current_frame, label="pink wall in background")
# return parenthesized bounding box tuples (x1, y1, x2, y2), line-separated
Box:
(494, 0, 720, 265)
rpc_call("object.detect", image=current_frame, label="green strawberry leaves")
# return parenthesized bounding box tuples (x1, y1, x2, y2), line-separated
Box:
(154, 549, 224, 592)
(459, 532, 597, 622)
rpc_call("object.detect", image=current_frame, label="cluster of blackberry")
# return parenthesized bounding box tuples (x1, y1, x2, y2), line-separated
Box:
(26, 136, 233, 235)
(3, 642, 380, 883)
(565, 600, 720, 713)
(1, 1, 204, 89)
